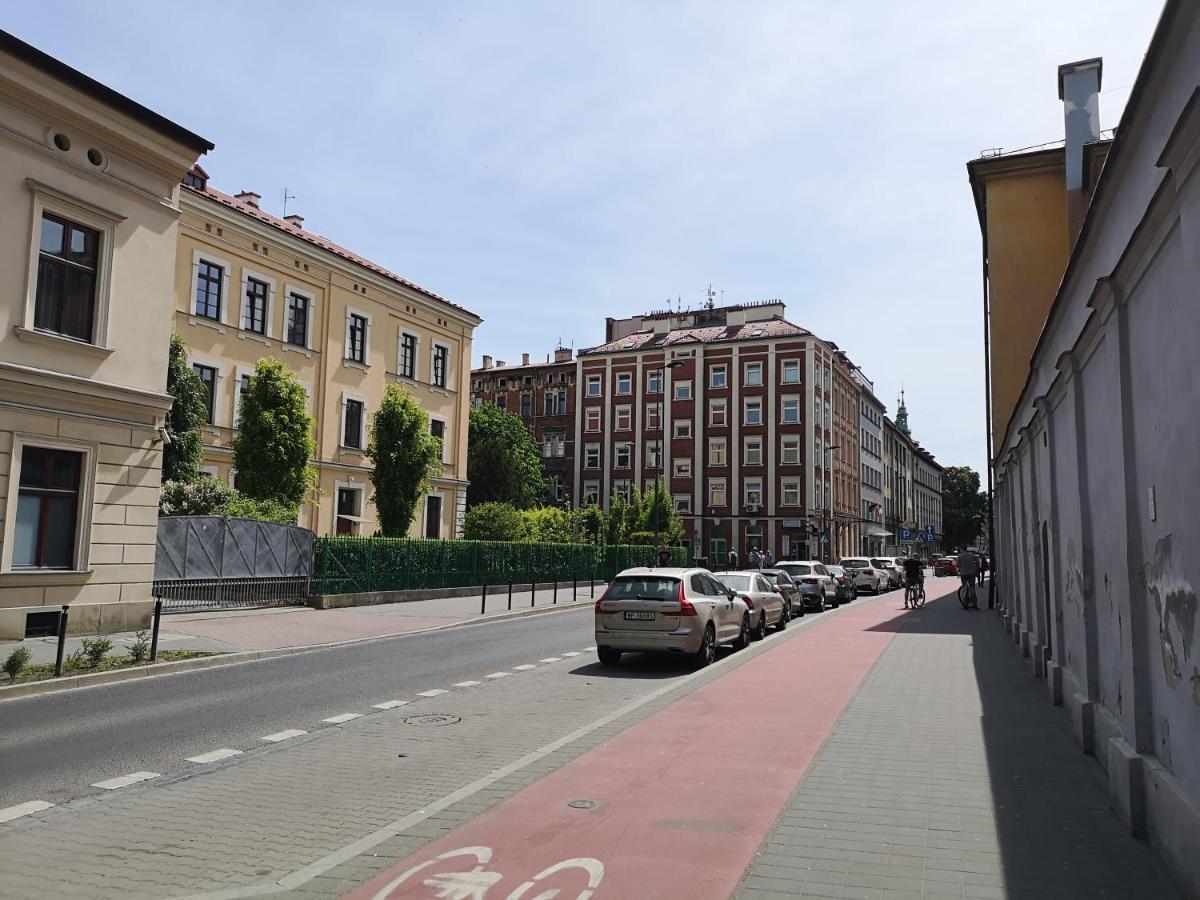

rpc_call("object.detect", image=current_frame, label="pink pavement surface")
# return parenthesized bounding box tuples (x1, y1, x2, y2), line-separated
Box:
(344, 584, 955, 900)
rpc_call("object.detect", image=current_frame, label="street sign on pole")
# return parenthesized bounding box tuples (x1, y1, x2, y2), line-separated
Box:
(924, 524, 935, 539)
(900, 528, 913, 542)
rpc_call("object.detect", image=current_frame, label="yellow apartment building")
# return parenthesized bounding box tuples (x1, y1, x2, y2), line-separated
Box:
(173, 172, 480, 539)
(0, 31, 210, 639)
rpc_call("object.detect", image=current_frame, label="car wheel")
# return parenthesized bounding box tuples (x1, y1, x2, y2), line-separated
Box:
(733, 617, 750, 651)
(776, 604, 788, 631)
(597, 648, 621, 667)
(753, 611, 768, 641)
(696, 625, 719, 667)
(795, 599, 805, 617)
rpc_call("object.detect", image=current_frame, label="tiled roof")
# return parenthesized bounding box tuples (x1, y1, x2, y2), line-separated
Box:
(581, 317, 810, 355)
(183, 183, 481, 321)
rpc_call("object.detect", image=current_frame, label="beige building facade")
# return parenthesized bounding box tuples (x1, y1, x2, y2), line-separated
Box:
(173, 177, 480, 539)
(0, 31, 210, 639)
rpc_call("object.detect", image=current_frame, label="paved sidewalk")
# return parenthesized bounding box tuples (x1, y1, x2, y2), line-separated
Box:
(0, 585, 597, 665)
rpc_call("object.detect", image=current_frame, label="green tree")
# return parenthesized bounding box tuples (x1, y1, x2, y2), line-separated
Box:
(467, 404, 545, 508)
(463, 501, 526, 541)
(232, 358, 314, 509)
(521, 506, 572, 543)
(571, 506, 605, 544)
(605, 495, 628, 545)
(163, 335, 208, 484)
(367, 385, 443, 536)
(640, 479, 685, 544)
(942, 465, 988, 550)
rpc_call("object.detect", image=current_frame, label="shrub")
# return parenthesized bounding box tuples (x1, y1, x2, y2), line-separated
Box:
(64, 648, 87, 670)
(82, 637, 113, 668)
(127, 630, 150, 664)
(159, 477, 233, 517)
(463, 502, 526, 541)
(521, 507, 572, 543)
(368, 385, 442, 536)
(3, 647, 31, 681)
(232, 358, 315, 507)
(221, 494, 298, 526)
(164, 335, 208, 483)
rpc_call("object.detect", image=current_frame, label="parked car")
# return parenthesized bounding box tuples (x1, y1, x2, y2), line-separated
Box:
(595, 567, 750, 668)
(872, 557, 903, 588)
(934, 556, 959, 577)
(715, 571, 788, 640)
(761, 568, 804, 618)
(838, 557, 889, 594)
(825, 564, 858, 603)
(774, 560, 837, 611)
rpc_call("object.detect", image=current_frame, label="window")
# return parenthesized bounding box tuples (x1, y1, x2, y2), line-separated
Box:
(674, 380, 692, 401)
(430, 419, 446, 462)
(673, 458, 691, 478)
(645, 441, 661, 469)
(523, 375, 533, 386)
(744, 398, 762, 425)
(424, 495, 442, 539)
(520, 394, 531, 417)
(744, 362, 763, 386)
(582, 481, 600, 506)
(557, 389, 567, 414)
(194, 258, 223, 321)
(343, 398, 365, 449)
(782, 396, 800, 424)
(242, 277, 268, 334)
(346, 313, 368, 363)
(710, 365, 727, 389)
(432, 344, 449, 388)
(709, 478, 727, 507)
(744, 478, 763, 507)
(645, 404, 661, 431)
(13, 446, 83, 569)
(544, 392, 556, 416)
(616, 405, 632, 431)
(782, 360, 800, 384)
(183, 168, 207, 189)
(585, 408, 601, 432)
(744, 437, 762, 466)
(615, 443, 631, 469)
(496, 395, 507, 411)
(34, 213, 100, 341)
(234, 372, 251, 426)
(709, 537, 726, 561)
(616, 373, 632, 395)
(782, 479, 801, 506)
(551, 475, 565, 502)
(285, 292, 309, 346)
(193, 364, 217, 424)
(647, 370, 662, 394)
(586, 374, 602, 397)
(673, 419, 692, 439)
(498, 377, 507, 389)
(674, 494, 691, 513)
(709, 438, 726, 466)
(553, 433, 565, 457)
(613, 479, 632, 504)
(709, 399, 727, 427)
(584, 444, 600, 469)
(399, 332, 417, 378)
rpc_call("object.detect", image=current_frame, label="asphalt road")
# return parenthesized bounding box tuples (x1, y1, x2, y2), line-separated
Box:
(0, 606, 597, 808)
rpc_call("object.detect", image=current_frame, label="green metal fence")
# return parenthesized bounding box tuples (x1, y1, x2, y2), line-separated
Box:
(311, 537, 688, 595)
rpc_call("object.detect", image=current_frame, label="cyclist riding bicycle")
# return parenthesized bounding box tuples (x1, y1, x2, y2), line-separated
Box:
(902, 556, 924, 608)
(956, 548, 980, 608)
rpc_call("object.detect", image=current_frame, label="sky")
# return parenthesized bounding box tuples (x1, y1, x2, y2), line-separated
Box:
(5, 2, 1164, 476)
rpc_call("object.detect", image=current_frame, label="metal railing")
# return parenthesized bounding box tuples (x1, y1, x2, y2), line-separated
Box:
(153, 576, 311, 612)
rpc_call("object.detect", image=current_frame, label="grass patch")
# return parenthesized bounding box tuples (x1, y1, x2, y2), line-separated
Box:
(4, 650, 220, 686)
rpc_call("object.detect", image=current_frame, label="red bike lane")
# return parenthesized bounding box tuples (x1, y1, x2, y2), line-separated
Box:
(344, 586, 947, 900)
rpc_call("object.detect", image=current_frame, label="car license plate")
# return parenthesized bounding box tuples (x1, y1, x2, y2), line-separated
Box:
(623, 611, 656, 621)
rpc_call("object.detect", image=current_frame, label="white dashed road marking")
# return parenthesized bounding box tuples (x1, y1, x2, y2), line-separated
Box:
(0, 801, 54, 823)
(373, 700, 409, 710)
(485, 672, 511, 679)
(513, 664, 538, 671)
(561, 651, 581, 657)
(261, 729, 307, 743)
(91, 772, 160, 791)
(417, 689, 449, 697)
(539, 657, 563, 663)
(453, 681, 482, 688)
(583, 646, 596, 652)
(322, 713, 361, 724)
(186, 749, 243, 764)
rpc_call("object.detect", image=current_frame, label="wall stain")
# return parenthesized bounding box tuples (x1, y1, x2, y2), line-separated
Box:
(1192, 667, 1200, 706)
(1159, 717, 1172, 770)
(1142, 534, 1198, 692)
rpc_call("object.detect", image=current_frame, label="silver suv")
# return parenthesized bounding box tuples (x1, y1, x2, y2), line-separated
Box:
(595, 567, 751, 668)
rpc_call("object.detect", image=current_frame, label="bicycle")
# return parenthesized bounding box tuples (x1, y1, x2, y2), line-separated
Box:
(904, 580, 925, 609)
(958, 578, 979, 609)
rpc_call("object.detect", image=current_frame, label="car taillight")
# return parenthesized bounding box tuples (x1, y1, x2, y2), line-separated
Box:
(676, 580, 697, 616)
(801, 577, 818, 585)
(594, 588, 610, 614)
(738, 593, 754, 610)
(838, 576, 846, 584)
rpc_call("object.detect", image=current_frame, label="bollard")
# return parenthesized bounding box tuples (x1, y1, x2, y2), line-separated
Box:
(480, 582, 488, 616)
(150, 597, 163, 662)
(54, 605, 70, 677)
(531, 582, 537, 608)
(508, 580, 513, 611)
(590, 579, 595, 599)
(553, 579, 558, 604)
(573, 575, 578, 601)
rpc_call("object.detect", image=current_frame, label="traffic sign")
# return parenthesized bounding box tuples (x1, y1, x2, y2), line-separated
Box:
(924, 524, 935, 539)
(900, 528, 913, 541)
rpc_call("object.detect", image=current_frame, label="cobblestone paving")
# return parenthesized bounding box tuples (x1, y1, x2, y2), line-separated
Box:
(734, 593, 1182, 900)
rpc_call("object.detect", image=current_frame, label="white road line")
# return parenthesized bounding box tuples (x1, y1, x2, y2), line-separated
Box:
(512, 664, 538, 671)
(322, 713, 361, 724)
(417, 689, 449, 697)
(91, 771, 160, 791)
(484, 672, 511, 679)
(186, 749, 243, 764)
(0, 801, 54, 824)
(539, 657, 563, 663)
(261, 729, 307, 743)
(561, 651, 581, 657)
(372, 700, 409, 710)
(453, 680, 482, 688)
(582, 646, 597, 652)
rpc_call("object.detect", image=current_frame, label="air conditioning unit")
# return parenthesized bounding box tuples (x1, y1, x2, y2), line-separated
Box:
(746, 504, 760, 513)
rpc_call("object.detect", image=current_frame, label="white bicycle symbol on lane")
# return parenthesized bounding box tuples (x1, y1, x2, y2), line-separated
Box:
(370, 846, 605, 900)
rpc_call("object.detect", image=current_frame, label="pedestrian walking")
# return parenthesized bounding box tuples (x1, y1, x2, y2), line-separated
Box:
(763, 549, 774, 567)
(748, 547, 761, 569)
(727, 548, 739, 571)
(656, 547, 672, 567)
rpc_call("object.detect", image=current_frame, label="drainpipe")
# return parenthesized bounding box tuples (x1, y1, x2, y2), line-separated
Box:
(982, 215, 997, 609)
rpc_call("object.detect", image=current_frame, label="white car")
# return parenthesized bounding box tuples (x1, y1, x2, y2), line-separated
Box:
(872, 557, 903, 589)
(774, 560, 838, 611)
(714, 571, 788, 639)
(838, 558, 889, 594)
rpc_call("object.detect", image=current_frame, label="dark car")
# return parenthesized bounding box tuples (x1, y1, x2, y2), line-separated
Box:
(933, 556, 959, 577)
(825, 565, 858, 603)
(761, 568, 804, 618)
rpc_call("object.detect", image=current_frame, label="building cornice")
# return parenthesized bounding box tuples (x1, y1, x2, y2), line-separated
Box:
(0, 360, 172, 426)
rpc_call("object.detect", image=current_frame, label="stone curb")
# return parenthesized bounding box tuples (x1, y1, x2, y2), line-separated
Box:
(0, 596, 594, 703)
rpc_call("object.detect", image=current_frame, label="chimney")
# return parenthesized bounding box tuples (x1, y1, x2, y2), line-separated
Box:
(235, 190, 261, 208)
(495, 360, 506, 368)
(284, 214, 304, 229)
(554, 347, 573, 363)
(482, 355, 493, 370)
(522, 352, 531, 366)
(1058, 57, 1103, 243)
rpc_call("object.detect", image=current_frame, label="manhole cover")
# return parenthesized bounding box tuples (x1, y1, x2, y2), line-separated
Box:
(402, 714, 461, 727)
(567, 799, 598, 810)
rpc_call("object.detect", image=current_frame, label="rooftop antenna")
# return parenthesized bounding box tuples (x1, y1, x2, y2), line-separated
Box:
(282, 186, 296, 217)
(704, 284, 717, 309)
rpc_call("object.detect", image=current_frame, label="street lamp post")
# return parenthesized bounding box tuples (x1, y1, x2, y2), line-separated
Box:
(651, 360, 685, 551)
(823, 443, 841, 563)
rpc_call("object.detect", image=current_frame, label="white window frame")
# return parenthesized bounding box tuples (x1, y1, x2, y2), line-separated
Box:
(615, 404, 632, 431)
(709, 365, 727, 389)
(22, 180, 123, 348)
(585, 374, 603, 397)
(239, 266, 276, 338)
(1, 433, 97, 574)
(673, 380, 693, 401)
(744, 398, 763, 426)
(188, 353, 225, 428)
(339, 391, 368, 451)
(613, 479, 632, 504)
(673, 494, 692, 514)
(645, 403, 661, 431)
(582, 481, 600, 506)
(397, 330, 420, 379)
(744, 478, 763, 508)
(430, 341, 451, 389)
(673, 419, 692, 439)
(673, 458, 692, 478)
(615, 372, 633, 396)
(615, 442, 632, 469)
(708, 438, 727, 466)
(744, 437, 763, 466)
(781, 359, 800, 384)
(344, 306, 372, 366)
(782, 395, 801, 424)
(585, 407, 602, 432)
(646, 370, 663, 394)
(333, 480, 366, 535)
(283, 284, 316, 350)
(584, 443, 601, 469)
(782, 479, 801, 507)
(232, 365, 254, 428)
(709, 398, 727, 427)
(709, 478, 727, 508)
(189, 248, 233, 328)
(421, 490, 445, 539)
(645, 441, 662, 469)
(743, 361, 763, 386)
(429, 414, 449, 464)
